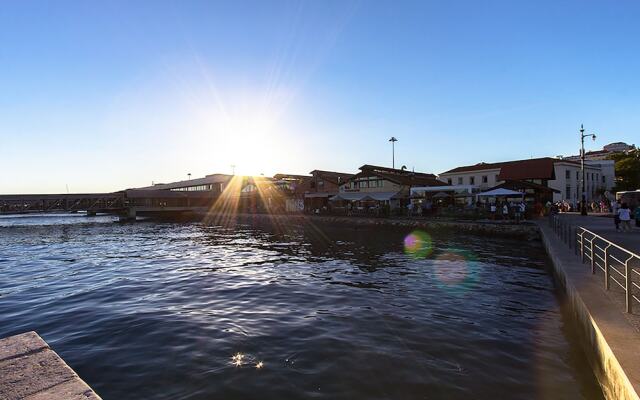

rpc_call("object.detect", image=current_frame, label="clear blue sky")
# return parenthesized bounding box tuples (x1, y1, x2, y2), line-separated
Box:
(1, 0, 639, 193)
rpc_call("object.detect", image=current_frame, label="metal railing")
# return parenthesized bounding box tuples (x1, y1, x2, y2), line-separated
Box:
(549, 215, 640, 313)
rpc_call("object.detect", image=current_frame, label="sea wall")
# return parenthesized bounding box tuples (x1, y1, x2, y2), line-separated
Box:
(538, 222, 640, 400)
(200, 213, 541, 240)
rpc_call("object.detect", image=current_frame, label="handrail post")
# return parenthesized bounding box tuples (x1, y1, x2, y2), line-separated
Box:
(591, 237, 595, 274)
(626, 259, 632, 313)
(604, 245, 610, 290)
(580, 231, 585, 263)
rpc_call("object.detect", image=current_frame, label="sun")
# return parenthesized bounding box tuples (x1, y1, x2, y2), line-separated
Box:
(187, 90, 298, 176)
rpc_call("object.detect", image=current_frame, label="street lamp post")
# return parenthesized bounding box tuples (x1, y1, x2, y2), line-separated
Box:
(579, 124, 596, 216)
(389, 136, 398, 169)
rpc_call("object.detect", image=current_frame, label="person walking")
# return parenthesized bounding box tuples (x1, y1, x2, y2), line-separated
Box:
(502, 203, 509, 221)
(611, 200, 620, 231)
(636, 206, 640, 228)
(618, 203, 632, 232)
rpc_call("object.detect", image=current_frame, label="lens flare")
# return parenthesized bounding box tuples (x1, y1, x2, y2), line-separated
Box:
(404, 230, 433, 259)
(432, 248, 479, 294)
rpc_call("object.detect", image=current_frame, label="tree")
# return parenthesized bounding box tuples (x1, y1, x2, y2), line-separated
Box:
(612, 149, 640, 191)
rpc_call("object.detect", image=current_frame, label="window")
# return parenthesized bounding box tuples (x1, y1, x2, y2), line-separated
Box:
(457, 177, 463, 185)
(565, 170, 570, 179)
(358, 180, 368, 189)
(576, 171, 579, 180)
(482, 175, 488, 183)
(469, 177, 475, 185)
(602, 175, 606, 183)
(369, 180, 378, 188)
(565, 185, 571, 199)
(447, 178, 452, 185)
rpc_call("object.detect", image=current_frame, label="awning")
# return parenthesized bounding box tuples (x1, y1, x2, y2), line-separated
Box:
(477, 188, 524, 197)
(304, 192, 335, 198)
(330, 191, 401, 201)
(330, 192, 371, 201)
(367, 192, 402, 201)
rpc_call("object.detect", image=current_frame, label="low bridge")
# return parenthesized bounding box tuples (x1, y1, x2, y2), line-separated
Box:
(0, 190, 223, 220)
(0, 192, 126, 215)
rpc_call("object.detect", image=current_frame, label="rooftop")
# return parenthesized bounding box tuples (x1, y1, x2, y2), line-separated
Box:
(349, 164, 444, 187)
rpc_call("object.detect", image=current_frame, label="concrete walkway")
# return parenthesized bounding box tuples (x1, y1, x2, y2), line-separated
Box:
(0, 332, 101, 400)
(538, 220, 640, 400)
(558, 212, 640, 254)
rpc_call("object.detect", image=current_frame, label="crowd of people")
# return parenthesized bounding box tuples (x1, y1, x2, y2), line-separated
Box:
(407, 199, 532, 222)
(548, 198, 639, 232)
(551, 200, 612, 213)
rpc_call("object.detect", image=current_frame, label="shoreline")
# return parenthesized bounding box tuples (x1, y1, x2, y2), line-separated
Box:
(193, 212, 542, 240)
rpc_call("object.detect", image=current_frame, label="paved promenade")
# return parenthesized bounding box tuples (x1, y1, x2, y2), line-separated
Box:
(0, 332, 101, 400)
(538, 220, 640, 400)
(558, 212, 640, 254)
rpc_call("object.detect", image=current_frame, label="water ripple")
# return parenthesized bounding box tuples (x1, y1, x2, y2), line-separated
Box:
(0, 215, 603, 400)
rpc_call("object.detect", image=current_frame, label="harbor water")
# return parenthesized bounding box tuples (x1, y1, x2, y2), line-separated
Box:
(0, 214, 603, 399)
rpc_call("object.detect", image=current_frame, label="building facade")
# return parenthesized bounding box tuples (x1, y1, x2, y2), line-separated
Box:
(439, 157, 605, 204)
(338, 164, 444, 209)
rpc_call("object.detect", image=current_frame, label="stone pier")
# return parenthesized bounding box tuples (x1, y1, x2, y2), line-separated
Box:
(0, 332, 101, 400)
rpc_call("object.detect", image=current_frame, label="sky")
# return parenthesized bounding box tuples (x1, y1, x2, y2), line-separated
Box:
(1, 0, 639, 193)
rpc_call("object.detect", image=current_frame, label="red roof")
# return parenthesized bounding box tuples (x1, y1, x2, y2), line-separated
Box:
(346, 165, 444, 187)
(442, 157, 580, 180)
(497, 158, 556, 180)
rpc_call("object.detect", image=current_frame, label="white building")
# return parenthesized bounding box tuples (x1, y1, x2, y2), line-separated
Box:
(439, 157, 606, 204)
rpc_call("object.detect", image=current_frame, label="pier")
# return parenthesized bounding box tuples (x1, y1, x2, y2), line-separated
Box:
(0, 332, 101, 400)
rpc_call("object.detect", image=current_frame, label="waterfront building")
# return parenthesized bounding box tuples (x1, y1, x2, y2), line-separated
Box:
(439, 157, 605, 204)
(336, 164, 443, 210)
(304, 169, 355, 212)
(272, 173, 314, 212)
(409, 184, 476, 209)
(135, 173, 232, 192)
